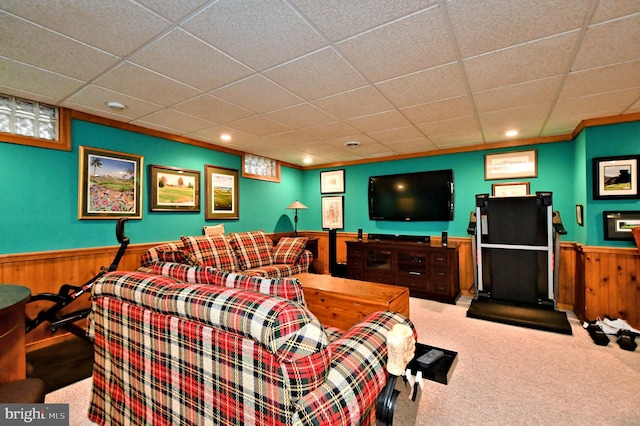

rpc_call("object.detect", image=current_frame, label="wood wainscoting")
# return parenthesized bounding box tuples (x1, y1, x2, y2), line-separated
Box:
(3, 232, 638, 350)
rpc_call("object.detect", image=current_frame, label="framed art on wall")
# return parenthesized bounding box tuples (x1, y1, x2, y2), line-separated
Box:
(491, 181, 530, 197)
(78, 146, 143, 219)
(603, 211, 640, 240)
(592, 155, 640, 199)
(320, 169, 345, 194)
(149, 165, 200, 212)
(484, 150, 537, 180)
(205, 165, 239, 220)
(322, 196, 344, 229)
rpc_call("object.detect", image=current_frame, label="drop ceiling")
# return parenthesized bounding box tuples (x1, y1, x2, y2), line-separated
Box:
(1, 0, 639, 167)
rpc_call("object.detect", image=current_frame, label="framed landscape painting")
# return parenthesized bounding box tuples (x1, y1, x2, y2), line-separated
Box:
(593, 155, 640, 200)
(78, 146, 143, 219)
(149, 164, 200, 212)
(205, 165, 239, 220)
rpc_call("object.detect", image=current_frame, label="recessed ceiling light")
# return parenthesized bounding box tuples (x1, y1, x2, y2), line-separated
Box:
(345, 141, 360, 148)
(303, 157, 312, 164)
(505, 129, 519, 137)
(220, 133, 232, 141)
(105, 101, 126, 111)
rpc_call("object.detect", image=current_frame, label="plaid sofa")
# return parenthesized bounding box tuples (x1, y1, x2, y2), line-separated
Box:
(87, 271, 415, 426)
(139, 231, 312, 278)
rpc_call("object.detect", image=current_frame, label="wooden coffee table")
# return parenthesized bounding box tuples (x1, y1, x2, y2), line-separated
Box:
(293, 273, 410, 330)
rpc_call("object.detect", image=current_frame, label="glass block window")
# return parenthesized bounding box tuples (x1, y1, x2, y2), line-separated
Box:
(242, 153, 281, 182)
(0, 94, 59, 141)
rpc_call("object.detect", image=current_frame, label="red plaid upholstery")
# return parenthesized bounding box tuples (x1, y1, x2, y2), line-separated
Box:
(88, 271, 414, 426)
(228, 230, 274, 270)
(139, 241, 197, 267)
(273, 237, 308, 264)
(150, 263, 306, 305)
(180, 234, 238, 271)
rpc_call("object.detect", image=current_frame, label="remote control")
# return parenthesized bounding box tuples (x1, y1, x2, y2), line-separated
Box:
(416, 349, 445, 365)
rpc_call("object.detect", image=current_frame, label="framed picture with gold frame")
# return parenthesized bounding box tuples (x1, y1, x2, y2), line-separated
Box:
(78, 146, 143, 219)
(205, 165, 239, 220)
(149, 164, 200, 212)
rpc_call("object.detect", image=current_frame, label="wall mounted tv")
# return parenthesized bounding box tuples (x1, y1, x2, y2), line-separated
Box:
(368, 169, 454, 221)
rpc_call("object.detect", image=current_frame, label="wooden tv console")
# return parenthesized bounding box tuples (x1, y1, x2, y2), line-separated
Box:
(346, 239, 460, 304)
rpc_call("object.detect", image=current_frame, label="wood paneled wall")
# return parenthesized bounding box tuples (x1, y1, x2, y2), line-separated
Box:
(2, 232, 638, 350)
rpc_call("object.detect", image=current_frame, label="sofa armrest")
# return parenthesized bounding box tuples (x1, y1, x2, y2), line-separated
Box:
(293, 311, 415, 425)
(296, 249, 313, 267)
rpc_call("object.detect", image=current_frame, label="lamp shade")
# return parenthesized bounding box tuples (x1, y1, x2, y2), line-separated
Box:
(286, 200, 308, 210)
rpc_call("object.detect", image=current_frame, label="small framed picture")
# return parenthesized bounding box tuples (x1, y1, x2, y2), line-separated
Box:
(149, 165, 200, 212)
(320, 169, 345, 194)
(603, 211, 640, 240)
(593, 155, 639, 200)
(491, 181, 530, 197)
(576, 204, 584, 227)
(78, 146, 143, 219)
(205, 165, 239, 220)
(485, 149, 537, 180)
(321, 196, 344, 229)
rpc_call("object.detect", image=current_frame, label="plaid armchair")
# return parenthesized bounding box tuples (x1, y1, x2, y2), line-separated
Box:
(87, 271, 415, 426)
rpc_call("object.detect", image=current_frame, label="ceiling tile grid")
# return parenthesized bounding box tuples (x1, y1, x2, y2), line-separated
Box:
(0, 0, 638, 166)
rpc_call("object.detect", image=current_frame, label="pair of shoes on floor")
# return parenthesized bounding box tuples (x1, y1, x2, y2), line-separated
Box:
(616, 330, 638, 352)
(596, 316, 640, 336)
(583, 320, 610, 346)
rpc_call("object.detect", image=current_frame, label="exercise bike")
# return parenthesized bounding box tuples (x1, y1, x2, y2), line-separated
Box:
(25, 219, 129, 342)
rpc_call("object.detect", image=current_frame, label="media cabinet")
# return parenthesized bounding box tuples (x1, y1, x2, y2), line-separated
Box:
(346, 239, 460, 304)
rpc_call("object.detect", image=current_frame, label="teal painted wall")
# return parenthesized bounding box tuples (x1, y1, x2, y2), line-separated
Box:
(584, 121, 640, 247)
(1, 119, 305, 254)
(1, 117, 638, 254)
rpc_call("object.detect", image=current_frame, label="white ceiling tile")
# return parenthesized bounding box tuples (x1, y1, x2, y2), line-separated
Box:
(257, 130, 320, 147)
(464, 32, 580, 92)
(325, 134, 379, 148)
(291, 0, 436, 42)
(384, 137, 438, 154)
(417, 116, 480, 137)
(0, 12, 119, 81)
(301, 121, 359, 140)
(131, 29, 253, 92)
(0, 58, 84, 102)
(337, 7, 456, 82)
(265, 48, 367, 100)
(346, 110, 413, 133)
(265, 103, 335, 128)
(572, 14, 640, 71)
(402, 96, 475, 125)
(446, 0, 591, 58)
(590, 1, 640, 24)
(376, 62, 467, 108)
(369, 126, 425, 144)
(560, 60, 640, 100)
(1, 0, 169, 57)
(134, 109, 214, 133)
(94, 62, 201, 106)
(62, 84, 162, 120)
(212, 75, 303, 114)
(479, 104, 551, 139)
(347, 143, 395, 158)
(190, 125, 254, 144)
(551, 89, 640, 125)
(474, 77, 563, 113)
(174, 94, 253, 124)
(312, 86, 393, 120)
(183, 0, 326, 71)
(136, 0, 210, 21)
(226, 116, 292, 137)
(430, 132, 484, 148)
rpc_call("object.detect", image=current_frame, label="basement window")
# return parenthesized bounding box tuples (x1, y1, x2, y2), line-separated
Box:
(0, 93, 71, 151)
(242, 153, 281, 182)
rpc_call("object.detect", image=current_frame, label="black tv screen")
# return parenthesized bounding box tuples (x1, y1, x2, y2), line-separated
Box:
(369, 169, 454, 221)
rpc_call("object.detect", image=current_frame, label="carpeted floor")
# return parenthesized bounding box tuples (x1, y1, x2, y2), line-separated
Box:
(46, 296, 640, 425)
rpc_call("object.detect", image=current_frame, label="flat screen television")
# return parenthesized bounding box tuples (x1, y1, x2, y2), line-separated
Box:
(368, 169, 454, 221)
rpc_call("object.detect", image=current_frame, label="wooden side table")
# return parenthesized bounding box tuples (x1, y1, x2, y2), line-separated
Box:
(0, 285, 31, 382)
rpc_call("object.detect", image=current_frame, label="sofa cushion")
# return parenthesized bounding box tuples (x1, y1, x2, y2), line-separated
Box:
(140, 241, 197, 267)
(180, 234, 238, 271)
(273, 237, 308, 264)
(228, 230, 274, 270)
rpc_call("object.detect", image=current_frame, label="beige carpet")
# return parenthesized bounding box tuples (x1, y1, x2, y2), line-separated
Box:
(47, 296, 640, 425)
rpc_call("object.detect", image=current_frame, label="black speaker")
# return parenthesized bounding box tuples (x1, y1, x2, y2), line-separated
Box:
(357, 228, 363, 241)
(328, 229, 337, 274)
(441, 231, 448, 247)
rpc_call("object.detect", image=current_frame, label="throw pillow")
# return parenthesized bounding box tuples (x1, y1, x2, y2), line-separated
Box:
(180, 234, 238, 271)
(203, 223, 225, 236)
(273, 237, 308, 264)
(228, 230, 274, 270)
